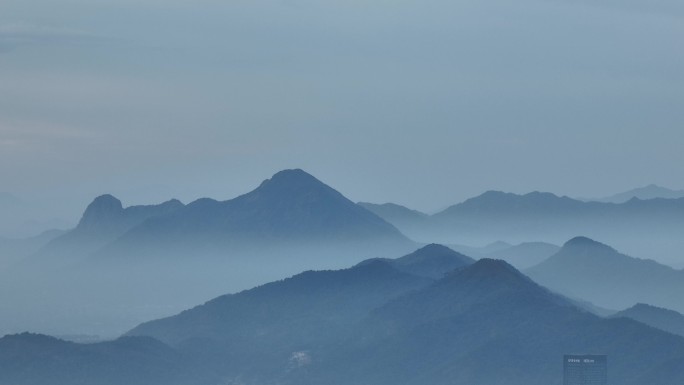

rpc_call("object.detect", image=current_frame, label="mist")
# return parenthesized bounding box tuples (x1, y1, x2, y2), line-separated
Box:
(1, 1, 684, 384)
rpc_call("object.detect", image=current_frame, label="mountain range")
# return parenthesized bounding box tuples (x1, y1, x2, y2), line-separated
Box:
(2, 244, 684, 385)
(364, 191, 684, 266)
(95, 169, 411, 260)
(587, 184, 684, 203)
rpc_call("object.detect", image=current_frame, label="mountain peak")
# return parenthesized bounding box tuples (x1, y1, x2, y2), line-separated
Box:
(260, 169, 320, 187)
(271, 168, 313, 179)
(246, 169, 340, 202)
(388, 244, 474, 279)
(90, 194, 123, 209)
(77, 194, 124, 229)
(412, 243, 458, 256)
(402, 243, 472, 263)
(562, 236, 615, 252)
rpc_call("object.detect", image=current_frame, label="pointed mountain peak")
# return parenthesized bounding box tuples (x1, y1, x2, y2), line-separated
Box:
(77, 194, 124, 229)
(249, 169, 339, 200)
(260, 168, 320, 187)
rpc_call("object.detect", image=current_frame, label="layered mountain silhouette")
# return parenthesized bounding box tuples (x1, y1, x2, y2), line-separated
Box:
(367, 191, 684, 265)
(1, 170, 416, 338)
(120, 247, 684, 385)
(588, 184, 684, 203)
(28, 169, 413, 265)
(527, 237, 684, 312)
(613, 303, 684, 337)
(3, 246, 684, 384)
(303, 259, 684, 385)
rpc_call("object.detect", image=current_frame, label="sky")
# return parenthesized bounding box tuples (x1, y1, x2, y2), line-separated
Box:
(1, 0, 683, 220)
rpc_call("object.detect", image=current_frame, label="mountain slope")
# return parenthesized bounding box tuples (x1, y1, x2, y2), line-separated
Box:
(127, 259, 431, 346)
(527, 237, 684, 312)
(357, 202, 428, 235)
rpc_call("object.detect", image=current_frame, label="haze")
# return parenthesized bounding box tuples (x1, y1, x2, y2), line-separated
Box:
(1, 0, 683, 220)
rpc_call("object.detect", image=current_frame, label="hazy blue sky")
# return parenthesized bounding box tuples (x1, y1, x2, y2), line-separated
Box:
(1, 0, 683, 217)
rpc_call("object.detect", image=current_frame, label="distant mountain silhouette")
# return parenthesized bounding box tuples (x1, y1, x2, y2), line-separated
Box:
(100, 169, 411, 257)
(589, 184, 684, 203)
(436, 190, 586, 218)
(613, 303, 684, 337)
(358, 243, 474, 279)
(34, 195, 184, 263)
(358, 202, 427, 221)
(357, 202, 428, 235)
(527, 237, 684, 312)
(371, 190, 684, 265)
